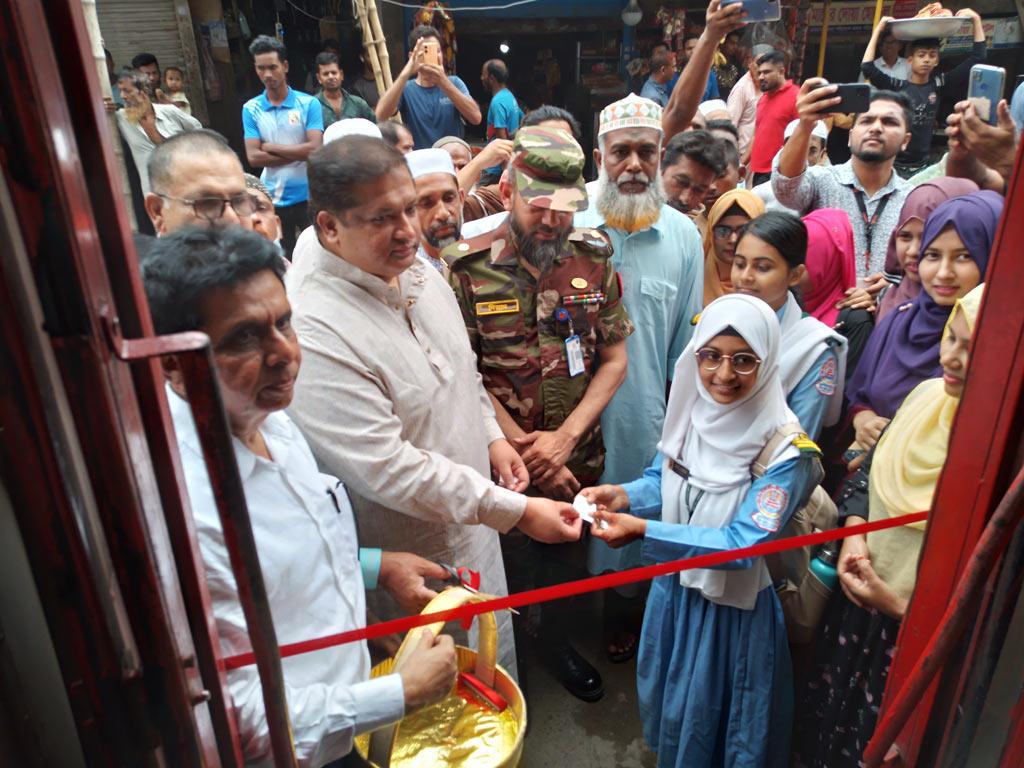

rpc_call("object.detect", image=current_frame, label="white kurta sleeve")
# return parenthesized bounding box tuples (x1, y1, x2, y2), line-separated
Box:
(289, 329, 527, 533)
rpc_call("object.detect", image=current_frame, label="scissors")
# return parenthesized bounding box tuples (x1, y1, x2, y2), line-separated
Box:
(436, 563, 518, 615)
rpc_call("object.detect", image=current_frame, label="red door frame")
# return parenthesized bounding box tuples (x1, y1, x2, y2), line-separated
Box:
(877, 138, 1024, 763)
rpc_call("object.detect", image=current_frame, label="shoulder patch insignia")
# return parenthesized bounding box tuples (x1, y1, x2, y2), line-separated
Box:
(792, 434, 822, 455)
(815, 357, 838, 396)
(690, 312, 702, 326)
(443, 230, 499, 268)
(568, 227, 613, 256)
(752, 484, 789, 532)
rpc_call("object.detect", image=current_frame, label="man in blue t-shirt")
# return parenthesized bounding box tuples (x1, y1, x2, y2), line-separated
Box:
(479, 58, 523, 184)
(375, 25, 481, 149)
(242, 35, 323, 259)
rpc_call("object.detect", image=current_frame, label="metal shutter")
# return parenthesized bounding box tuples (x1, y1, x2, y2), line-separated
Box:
(96, 0, 185, 76)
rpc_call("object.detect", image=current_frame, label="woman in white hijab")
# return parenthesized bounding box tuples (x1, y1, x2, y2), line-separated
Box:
(585, 293, 820, 768)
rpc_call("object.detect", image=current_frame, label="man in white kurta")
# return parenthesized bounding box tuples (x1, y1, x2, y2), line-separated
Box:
(287, 135, 581, 677)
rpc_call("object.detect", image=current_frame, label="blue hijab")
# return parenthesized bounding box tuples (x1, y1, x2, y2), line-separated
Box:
(847, 190, 1003, 418)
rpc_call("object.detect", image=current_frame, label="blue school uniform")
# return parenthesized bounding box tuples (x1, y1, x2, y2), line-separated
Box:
(624, 452, 817, 768)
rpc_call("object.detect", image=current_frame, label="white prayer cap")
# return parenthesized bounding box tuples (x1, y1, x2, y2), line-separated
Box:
(698, 99, 729, 118)
(598, 93, 663, 137)
(323, 118, 382, 144)
(406, 148, 457, 179)
(784, 118, 829, 141)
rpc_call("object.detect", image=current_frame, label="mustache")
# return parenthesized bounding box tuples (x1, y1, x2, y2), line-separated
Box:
(616, 171, 651, 186)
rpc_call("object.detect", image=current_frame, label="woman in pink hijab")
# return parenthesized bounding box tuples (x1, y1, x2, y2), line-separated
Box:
(876, 178, 979, 322)
(802, 209, 857, 327)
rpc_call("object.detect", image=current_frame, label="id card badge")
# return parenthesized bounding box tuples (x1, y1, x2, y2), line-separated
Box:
(565, 334, 585, 377)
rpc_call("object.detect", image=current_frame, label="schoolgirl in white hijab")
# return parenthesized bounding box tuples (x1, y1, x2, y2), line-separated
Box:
(588, 293, 820, 768)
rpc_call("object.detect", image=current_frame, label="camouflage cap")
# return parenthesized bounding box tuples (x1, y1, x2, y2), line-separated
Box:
(511, 126, 588, 213)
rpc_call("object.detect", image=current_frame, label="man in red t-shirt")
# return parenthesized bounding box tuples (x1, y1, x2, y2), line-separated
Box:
(749, 50, 799, 185)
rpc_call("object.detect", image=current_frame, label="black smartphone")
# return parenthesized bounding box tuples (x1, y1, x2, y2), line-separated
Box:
(810, 82, 871, 114)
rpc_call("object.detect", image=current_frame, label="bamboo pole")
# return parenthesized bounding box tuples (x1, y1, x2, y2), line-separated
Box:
(365, 0, 394, 92)
(80, 0, 136, 229)
(355, 0, 387, 102)
(817, 1, 831, 77)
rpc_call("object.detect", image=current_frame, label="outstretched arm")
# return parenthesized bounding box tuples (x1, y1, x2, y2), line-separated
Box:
(662, 0, 746, 139)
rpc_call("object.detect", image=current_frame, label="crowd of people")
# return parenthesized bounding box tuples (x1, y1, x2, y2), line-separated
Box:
(100, 0, 1024, 765)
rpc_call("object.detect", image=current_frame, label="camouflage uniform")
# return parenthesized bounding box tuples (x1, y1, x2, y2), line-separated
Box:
(444, 127, 635, 488)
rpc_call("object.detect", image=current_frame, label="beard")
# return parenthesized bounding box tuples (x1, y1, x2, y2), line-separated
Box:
(424, 213, 462, 250)
(852, 135, 900, 164)
(595, 166, 666, 232)
(510, 215, 571, 274)
(122, 96, 152, 125)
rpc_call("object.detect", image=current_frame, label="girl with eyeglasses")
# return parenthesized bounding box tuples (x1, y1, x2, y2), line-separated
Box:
(701, 189, 765, 307)
(582, 294, 821, 768)
(730, 211, 848, 441)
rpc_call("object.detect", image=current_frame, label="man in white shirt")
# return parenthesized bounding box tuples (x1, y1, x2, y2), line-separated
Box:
(859, 27, 911, 84)
(287, 136, 582, 677)
(107, 68, 202, 195)
(141, 226, 458, 767)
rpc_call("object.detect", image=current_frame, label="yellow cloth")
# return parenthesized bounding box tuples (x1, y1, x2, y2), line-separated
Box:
(701, 189, 765, 307)
(867, 284, 984, 599)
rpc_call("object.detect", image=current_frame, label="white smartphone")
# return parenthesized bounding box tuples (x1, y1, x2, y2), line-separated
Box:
(967, 64, 1006, 126)
(721, 0, 782, 23)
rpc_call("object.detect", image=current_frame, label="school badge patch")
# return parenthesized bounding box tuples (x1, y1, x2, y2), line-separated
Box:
(815, 357, 837, 396)
(288, 110, 301, 126)
(752, 484, 789, 532)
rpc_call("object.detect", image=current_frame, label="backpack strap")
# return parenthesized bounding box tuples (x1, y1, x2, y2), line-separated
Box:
(751, 421, 812, 478)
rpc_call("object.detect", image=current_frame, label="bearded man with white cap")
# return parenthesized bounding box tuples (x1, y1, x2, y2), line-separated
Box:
(575, 93, 706, 663)
(405, 148, 465, 274)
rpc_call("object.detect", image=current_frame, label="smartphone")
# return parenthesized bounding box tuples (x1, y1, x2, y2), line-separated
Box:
(420, 39, 443, 69)
(721, 0, 781, 23)
(810, 82, 870, 114)
(968, 64, 1006, 126)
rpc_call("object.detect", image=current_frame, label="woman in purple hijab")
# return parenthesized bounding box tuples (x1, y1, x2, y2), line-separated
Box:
(846, 190, 1003, 451)
(876, 178, 980, 323)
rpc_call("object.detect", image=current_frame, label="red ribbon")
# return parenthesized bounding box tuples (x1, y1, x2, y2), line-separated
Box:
(223, 511, 927, 670)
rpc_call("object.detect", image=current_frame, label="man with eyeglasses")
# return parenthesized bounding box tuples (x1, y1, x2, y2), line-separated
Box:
(144, 130, 256, 236)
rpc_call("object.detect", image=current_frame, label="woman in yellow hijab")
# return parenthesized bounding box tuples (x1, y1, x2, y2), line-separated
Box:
(702, 189, 765, 306)
(793, 284, 985, 768)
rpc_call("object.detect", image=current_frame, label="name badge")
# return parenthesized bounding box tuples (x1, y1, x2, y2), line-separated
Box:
(475, 299, 520, 316)
(565, 335, 585, 377)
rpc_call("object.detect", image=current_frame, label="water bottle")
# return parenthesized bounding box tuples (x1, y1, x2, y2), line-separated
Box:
(809, 541, 839, 590)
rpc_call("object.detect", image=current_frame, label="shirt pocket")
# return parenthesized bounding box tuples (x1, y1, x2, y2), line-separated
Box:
(478, 311, 530, 371)
(639, 276, 678, 303)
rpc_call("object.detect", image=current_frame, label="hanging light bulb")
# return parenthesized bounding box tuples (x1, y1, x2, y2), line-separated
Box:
(621, 0, 643, 26)
(499, 41, 510, 54)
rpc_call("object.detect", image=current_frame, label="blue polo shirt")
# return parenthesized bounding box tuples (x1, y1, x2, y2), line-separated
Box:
(242, 87, 323, 208)
(398, 77, 472, 149)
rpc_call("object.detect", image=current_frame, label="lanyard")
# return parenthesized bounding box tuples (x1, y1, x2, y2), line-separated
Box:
(853, 188, 893, 275)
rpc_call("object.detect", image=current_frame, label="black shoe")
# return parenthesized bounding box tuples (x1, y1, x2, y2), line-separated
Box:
(542, 641, 604, 702)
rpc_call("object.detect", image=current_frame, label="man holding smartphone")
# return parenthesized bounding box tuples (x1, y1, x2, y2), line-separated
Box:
(376, 26, 482, 149)
(772, 84, 912, 284)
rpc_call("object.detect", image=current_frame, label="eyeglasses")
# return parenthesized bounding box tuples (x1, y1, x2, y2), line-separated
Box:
(712, 223, 748, 239)
(158, 193, 256, 221)
(695, 347, 762, 375)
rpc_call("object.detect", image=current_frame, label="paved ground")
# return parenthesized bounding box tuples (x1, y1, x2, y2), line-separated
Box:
(516, 593, 657, 768)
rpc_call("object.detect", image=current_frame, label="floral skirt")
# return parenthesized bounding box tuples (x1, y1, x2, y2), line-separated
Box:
(792, 587, 901, 768)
